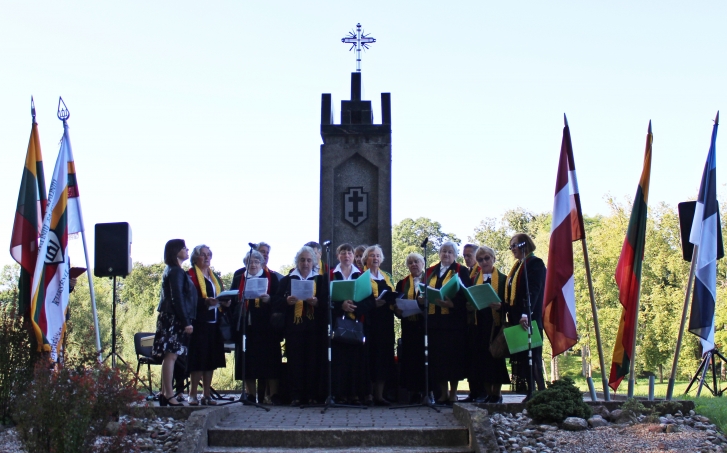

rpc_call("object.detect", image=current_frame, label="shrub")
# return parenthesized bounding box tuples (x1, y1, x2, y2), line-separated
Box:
(13, 351, 144, 453)
(0, 301, 36, 424)
(526, 377, 593, 423)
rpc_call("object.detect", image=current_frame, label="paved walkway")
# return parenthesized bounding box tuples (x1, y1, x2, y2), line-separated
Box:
(217, 405, 465, 429)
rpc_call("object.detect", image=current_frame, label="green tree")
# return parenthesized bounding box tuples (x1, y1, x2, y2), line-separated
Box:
(391, 218, 460, 282)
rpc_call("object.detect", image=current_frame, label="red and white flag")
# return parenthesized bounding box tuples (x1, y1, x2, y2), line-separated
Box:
(543, 115, 583, 357)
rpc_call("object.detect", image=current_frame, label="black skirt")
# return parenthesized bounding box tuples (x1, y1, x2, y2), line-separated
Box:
(152, 312, 189, 358)
(428, 327, 467, 382)
(187, 321, 226, 372)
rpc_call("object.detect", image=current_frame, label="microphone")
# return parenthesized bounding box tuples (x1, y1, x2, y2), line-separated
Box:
(420, 237, 429, 247)
(248, 242, 258, 249)
(322, 240, 332, 247)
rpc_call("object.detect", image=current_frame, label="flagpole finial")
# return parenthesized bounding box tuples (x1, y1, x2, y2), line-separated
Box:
(648, 120, 652, 134)
(716, 111, 720, 126)
(31, 96, 36, 124)
(57, 97, 70, 123)
(564, 113, 569, 127)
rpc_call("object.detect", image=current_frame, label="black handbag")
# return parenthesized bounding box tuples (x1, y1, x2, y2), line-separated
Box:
(332, 315, 364, 345)
(217, 309, 233, 342)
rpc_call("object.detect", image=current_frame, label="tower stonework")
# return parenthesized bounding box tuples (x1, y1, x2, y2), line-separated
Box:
(319, 72, 392, 272)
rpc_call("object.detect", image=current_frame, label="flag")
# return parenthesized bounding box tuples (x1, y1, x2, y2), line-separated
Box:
(10, 107, 47, 315)
(543, 115, 582, 356)
(689, 112, 719, 353)
(609, 121, 653, 391)
(30, 120, 84, 360)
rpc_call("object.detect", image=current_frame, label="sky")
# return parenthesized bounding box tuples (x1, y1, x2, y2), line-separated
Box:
(0, 1, 725, 276)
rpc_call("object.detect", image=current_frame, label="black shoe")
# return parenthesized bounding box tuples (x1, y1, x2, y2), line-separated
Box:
(290, 399, 301, 407)
(158, 394, 168, 407)
(374, 398, 392, 407)
(488, 395, 503, 404)
(270, 394, 282, 406)
(461, 395, 477, 403)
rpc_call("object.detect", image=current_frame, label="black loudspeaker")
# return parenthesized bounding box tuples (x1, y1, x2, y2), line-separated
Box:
(677, 201, 724, 262)
(94, 222, 132, 277)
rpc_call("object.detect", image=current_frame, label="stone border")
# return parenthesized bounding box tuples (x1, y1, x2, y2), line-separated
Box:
(129, 405, 229, 453)
(454, 399, 697, 453)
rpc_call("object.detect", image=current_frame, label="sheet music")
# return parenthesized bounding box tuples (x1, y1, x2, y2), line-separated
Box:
(243, 278, 268, 299)
(396, 298, 422, 318)
(291, 279, 315, 300)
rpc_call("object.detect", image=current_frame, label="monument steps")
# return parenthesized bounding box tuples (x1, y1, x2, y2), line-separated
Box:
(206, 426, 470, 450)
(204, 447, 472, 453)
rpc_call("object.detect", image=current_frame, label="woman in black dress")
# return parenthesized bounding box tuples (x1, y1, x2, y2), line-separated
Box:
(395, 252, 427, 403)
(330, 243, 372, 404)
(153, 239, 196, 406)
(426, 241, 471, 405)
(361, 245, 398, 406)
(504, 233, 547, 398)
(186, 245, 227, 406)
(471, 246, 510, 403)
(231, 250, 281, 404)
(274, 246, 328, 406)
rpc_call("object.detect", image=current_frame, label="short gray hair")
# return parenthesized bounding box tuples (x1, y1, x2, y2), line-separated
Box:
(256, 242, 271, 251)
(405, 252, 424, 267)
(190, 244, 211, 264)
(295, 246, 317, 265)
(363, 245, 385, 265)
(440, 241, 459, 256)
(244, 250, 265, 266)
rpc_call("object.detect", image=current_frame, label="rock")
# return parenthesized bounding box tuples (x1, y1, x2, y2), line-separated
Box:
(648, 424, 664, 433)
(561, 417, 588, 431)
(665, 424, 679, 433)
(689, 410, 696, 416)
(105, 421, 121, 436)
(546, 441, 557, 448)
(588, 415, 609, 428)
(521, 447, 535, 453)
(609, 409, 623, 422)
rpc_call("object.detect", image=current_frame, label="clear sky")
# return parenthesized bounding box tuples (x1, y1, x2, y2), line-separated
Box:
(1, 1, 725, 275)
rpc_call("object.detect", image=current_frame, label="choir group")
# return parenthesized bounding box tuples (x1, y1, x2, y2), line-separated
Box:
(152, 235, 547, 407)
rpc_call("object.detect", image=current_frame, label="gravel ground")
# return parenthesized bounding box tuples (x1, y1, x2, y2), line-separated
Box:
(491, 408, 727, 453)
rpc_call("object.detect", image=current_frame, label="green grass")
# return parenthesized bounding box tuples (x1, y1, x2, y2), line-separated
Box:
(688, 396, 727, 433)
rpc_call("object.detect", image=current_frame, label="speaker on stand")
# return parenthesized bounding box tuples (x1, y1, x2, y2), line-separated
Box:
(95, 222, 132, 368)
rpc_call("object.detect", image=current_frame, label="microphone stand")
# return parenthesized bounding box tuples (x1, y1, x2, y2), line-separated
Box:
(302, 241, 363, 413)
(219, 242, 269, 411)
(391, 237, 440, 412)
(519, 244, 536, 401)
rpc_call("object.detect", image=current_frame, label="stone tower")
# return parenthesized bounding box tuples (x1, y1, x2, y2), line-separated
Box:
(319, 72, 392, 272)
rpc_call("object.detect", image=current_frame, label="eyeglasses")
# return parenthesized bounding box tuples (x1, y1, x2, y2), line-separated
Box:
(199, 253, 212, 258)
(476, 255, 492, 262)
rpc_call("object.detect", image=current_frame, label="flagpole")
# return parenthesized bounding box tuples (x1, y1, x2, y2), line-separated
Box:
(580, 237, 610, 401)
(666, 246, 698, 400)
(627, 284, 643, 398)
(57, 98, 103, 362)
(81, 231, 103, 361)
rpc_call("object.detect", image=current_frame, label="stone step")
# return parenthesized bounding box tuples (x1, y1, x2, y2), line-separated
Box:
(207, 427, 470, 449)
(204, 447, 473, 453)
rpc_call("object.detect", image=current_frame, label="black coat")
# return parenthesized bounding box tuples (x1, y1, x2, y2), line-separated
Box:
(157, 266, 197, 327)
(504, 255, 546, 330)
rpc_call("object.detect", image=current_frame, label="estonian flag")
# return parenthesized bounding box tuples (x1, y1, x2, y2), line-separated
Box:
(689, 112, 720, 353)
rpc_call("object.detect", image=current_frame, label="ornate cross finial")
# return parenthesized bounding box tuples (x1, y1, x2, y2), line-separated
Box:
(341, 23, 376, 72)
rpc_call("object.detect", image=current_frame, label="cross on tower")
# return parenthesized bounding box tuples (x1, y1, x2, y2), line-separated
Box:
(347, 190, 365, 223)
(341, 23, 376, 72)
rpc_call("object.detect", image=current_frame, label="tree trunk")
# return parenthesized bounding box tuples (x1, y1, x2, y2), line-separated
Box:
(659, 364, 663, 383)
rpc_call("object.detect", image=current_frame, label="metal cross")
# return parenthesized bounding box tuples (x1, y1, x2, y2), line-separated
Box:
(341, 23, 376, 72)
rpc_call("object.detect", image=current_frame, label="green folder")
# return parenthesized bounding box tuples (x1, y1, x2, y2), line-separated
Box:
(503, 321, 543, 354)
(463, 283, 501, 310)
(329, 269, 372, 302)
(418, 276, 461, 308)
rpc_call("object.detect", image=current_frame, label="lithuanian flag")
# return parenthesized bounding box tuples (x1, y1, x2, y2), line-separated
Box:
(9, 103, 47, 315)
(609, 121, 652, 391)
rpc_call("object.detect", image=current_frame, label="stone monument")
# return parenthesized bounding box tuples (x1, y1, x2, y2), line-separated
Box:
(319, 24, 392, 271)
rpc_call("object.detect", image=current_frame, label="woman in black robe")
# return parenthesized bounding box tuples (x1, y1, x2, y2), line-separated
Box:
(330, 243, 372, 404)
(470, 246, 510, 403)
(395, 252, 427, 403)
(231, 249, 281, 404)
(360, 245, 398, 406)
(426, 241, 471, 405)
(504, 233, 547, 399)
(273, 246, 328, 406)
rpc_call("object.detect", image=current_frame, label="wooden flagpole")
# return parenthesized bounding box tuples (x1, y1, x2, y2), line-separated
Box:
(666, 245, 698, 400)
(581, 237, 610, 401)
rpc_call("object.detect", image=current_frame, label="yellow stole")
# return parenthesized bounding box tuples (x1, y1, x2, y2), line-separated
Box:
(474, 268, 503, 326)
(405, 275, 421, 321)
(505, 256, 531, 307)
(427, 263, 453, 315)
(293, 277, 317, 324)
(194, 266, 222, 299)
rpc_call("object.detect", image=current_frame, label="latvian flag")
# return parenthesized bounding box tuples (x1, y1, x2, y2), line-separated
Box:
(689, 112, 719, 353)
(10, 111, 47, 315)
(30, 120, 85, 360)
(609, 121, 653, 391)
(543, 115, 583, 357)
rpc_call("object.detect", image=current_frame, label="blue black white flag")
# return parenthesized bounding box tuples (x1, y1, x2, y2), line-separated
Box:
(689, 112, 720, 353)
